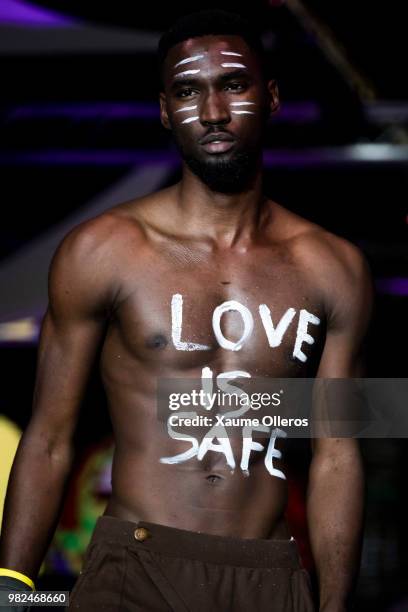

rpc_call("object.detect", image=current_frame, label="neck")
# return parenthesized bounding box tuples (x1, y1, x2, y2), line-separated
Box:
(175, 160, 267, 248)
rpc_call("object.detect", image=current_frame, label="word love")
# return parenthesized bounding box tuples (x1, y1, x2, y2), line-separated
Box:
(171, 294, 321, 363)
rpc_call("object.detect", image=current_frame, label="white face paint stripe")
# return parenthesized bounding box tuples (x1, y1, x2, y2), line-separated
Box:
(174, 54, 205, 68)
(230, 102, 255, 106)
(231, 111, 255, 115)
(175, 105, 197, 113)
(220, 51, 243, 57)
(221, 63, 246, 69)
(181, 116, 199, 124)
(174, 69, 200, 78)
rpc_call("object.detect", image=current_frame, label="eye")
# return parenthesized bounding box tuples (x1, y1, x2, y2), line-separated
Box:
(176, 88, 197, 98)
(225, 82, 246, 92)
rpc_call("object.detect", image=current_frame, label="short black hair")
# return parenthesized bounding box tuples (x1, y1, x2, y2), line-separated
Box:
(157, 9, 268, 89)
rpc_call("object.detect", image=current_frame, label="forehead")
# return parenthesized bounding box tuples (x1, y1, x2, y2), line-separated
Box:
(164, 34, 257, 71)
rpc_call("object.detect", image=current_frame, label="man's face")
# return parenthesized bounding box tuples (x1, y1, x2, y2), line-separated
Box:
(160, 35, 279, 193)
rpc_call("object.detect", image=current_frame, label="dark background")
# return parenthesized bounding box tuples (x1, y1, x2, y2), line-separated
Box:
(0, 1, 407, 610)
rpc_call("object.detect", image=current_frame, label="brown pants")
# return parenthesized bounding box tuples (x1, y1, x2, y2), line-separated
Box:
(68, 515, 315, 611)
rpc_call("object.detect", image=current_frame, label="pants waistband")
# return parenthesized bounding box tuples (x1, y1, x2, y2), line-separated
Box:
(92, 515, 301, 569)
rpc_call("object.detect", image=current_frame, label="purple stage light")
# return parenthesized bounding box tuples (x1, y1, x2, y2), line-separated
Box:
(275, 102, 320, 123)
(10, 103, 160, 120)
(8, 101, 320, 123)
(0, 150, 180, 166)
(375, 278, 408, 297)
(0, 0, 76, 27)
(2, 146, 408, 167)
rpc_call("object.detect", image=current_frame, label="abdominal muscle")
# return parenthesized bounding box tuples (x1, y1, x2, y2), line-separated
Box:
(103, 441, 290, 540)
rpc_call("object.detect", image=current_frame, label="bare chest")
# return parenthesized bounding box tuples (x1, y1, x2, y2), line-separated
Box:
(103, 246, 325, 377)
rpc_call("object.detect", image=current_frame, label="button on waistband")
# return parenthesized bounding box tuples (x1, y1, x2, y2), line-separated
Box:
(134, 527, 150, 542)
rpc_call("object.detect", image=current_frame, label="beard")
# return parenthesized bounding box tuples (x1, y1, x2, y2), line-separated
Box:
(172, 131, 260, 194)
(183, 150, 258, 193)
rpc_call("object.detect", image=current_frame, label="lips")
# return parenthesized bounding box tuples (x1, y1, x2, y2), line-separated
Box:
(199, 132, 235, 145)
(199, 132, 236, 154)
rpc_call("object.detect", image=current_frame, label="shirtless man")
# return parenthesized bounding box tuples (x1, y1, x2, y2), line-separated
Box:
(0, 9, 372, 612)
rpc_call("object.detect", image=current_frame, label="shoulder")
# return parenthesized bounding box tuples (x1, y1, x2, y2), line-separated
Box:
(271, 202, 370, 286)
(297, 224, 370, 293)
(48, 196, 156, 316)
(51, 188, 165, 271)
(269, 202, 373, 324)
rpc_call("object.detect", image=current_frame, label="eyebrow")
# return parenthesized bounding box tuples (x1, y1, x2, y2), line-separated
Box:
(170, 69, 251, 90)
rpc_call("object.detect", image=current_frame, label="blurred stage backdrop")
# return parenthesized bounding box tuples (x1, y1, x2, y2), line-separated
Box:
(0, 1, 407, 610)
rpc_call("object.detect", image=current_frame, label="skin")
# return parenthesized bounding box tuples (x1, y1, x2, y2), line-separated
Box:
(0, 35, 372, 611)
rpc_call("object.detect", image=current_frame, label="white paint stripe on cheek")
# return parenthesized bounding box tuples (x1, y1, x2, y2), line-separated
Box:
(230, 102, 255, 106)
(231, 110, 255, 115)
(181, 116, 199, 124)
(221, 63, 246, 69)
(220, 51, 243, 57)
(174, 69, 201, 77)
(174, 54, 205, 68)
(175, 105, 198, 113)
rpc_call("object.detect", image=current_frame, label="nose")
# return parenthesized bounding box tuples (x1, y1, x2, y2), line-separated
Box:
(200, 90, 230, 126)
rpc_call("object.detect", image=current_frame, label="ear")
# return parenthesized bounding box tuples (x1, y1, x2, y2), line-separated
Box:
(266, 79, 280, 115)
(159, 92, 171, 130)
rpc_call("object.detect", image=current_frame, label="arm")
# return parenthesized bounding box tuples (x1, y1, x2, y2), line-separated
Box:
(307, 245, 373, 611)
(0, 217, 116, 582)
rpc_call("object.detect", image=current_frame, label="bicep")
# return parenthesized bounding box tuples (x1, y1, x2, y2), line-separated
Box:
(316, 327, 365, 378)
(317, 249, 373, 378)
(28, 309, 105, 450)
(26, 223, 113, 451)
(312, 248, 373, 454)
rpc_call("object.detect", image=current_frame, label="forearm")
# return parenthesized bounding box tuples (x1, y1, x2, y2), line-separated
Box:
(307, 441, 364, 610)
(0, 431, 74, 581)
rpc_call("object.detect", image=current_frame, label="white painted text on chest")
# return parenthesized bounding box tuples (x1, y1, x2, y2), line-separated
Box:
(171, 293, 320, 363)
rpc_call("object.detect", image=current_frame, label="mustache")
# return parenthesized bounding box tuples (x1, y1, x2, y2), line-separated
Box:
(198, 128, 236, 145)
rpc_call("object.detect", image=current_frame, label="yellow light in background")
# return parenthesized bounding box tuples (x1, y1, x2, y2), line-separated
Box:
(0, 318, 38, 342)
(0, 415, 21, 530)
